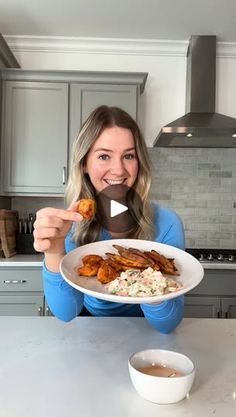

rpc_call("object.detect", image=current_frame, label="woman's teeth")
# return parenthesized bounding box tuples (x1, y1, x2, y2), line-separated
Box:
(105, 179, 124, 185)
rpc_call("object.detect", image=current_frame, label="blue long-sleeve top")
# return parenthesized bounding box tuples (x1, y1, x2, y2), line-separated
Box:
(43, 204, 185, 333)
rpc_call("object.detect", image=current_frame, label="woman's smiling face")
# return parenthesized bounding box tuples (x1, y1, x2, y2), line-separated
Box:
(84, 126, 139, 193)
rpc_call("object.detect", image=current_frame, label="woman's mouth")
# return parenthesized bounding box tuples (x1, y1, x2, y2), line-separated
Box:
(104, 179, 126, 186)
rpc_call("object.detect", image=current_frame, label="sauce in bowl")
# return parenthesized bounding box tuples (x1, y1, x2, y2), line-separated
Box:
(137, 364, 184, 378)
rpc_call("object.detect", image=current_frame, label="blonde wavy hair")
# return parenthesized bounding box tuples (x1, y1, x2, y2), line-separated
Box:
(66, 105, 154, 245)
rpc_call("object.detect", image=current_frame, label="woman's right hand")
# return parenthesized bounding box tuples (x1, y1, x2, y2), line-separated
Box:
(33, 204, 83, 271)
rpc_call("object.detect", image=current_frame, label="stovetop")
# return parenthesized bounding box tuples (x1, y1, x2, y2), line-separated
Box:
(186, 248, 236, 264)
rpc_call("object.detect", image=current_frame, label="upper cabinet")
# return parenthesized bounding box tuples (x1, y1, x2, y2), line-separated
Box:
(2, 81, 68, 195)
(0, 34, 20, 69)
(0, 69, 147, 196)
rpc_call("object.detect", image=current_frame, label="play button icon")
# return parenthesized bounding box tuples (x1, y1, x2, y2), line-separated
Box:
(96, 184, 142, 234)
(110, 200, 128, 218)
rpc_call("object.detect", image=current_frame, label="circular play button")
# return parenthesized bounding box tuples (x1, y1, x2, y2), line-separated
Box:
(96, 184, 142, 234)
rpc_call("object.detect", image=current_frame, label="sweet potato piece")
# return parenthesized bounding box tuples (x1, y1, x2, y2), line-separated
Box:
(112, 244, 153, 265)
(146, 250, 179, 275)
(106, 253, 150, 269)
(77, 264, 99, 277)
(77, 199, 96, 220)
(97, 261, 119, 284)
(82, 254, 103, 266)
(77, 254, 103, 277)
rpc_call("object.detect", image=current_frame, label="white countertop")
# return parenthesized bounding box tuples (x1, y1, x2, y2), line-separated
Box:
(0, 254, 43, 267)
(0, 317, 235, 417)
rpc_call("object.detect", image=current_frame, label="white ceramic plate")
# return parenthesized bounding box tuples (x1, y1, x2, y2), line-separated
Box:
(60, 239, 204, 304)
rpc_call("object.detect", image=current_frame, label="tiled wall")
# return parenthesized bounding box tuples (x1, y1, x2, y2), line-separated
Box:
(148, 148, 236, 249)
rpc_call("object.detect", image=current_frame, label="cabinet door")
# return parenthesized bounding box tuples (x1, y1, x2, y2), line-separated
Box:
(69, 83, 138, 147)
(221, 298, 236, 318)
(0, 294, 44, 316)
(0, 268, 43, 292)
(2, 81, 69, 195)
(184, 296, 221, 318)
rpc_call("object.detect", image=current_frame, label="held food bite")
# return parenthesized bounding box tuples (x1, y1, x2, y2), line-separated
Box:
(76, 199, 96, 220)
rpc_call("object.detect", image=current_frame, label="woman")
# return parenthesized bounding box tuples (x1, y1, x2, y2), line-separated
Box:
(34, 105, 185, 333)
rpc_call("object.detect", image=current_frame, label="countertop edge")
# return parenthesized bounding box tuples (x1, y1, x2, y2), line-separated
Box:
(0, 254, 44, 267)
(1, 256, 236, 270)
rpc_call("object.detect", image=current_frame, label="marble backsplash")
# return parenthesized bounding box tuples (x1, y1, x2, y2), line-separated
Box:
(149, 147, 236, 249)
(3, 147, 236, 250)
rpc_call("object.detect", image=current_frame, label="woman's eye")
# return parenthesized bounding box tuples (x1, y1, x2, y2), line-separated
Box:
(98, 154, 109, 160)
(123, 153, 136, 160)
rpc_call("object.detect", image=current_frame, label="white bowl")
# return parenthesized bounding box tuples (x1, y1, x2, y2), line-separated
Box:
(128, 349, 195, 404)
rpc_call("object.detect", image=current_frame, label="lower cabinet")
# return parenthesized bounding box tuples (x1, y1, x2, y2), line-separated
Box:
(221, 297, 236, 318)
(184, 296, 236, 318)
(184, 269, 236, 318)
(0, 294, 44, 316)
(0, 265, 52, 316)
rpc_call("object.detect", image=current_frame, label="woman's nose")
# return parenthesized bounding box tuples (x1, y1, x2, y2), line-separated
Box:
(109, 158, 126, 175)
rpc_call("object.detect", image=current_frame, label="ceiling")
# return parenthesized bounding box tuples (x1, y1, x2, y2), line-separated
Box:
(1, 0, 236, 42)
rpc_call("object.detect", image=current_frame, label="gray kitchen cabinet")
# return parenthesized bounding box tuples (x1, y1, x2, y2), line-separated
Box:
(69, 83, 138, 147)
(184, 269, 236, 318)
(0, 69, 147, 196)
(0, 265, 47, 316)
(184, 296, 221, 318)
(184, 296, 236, 318)
(221, 298, 236, 318)
(0, 294, 44, 316)
(1, 81, 68, 195)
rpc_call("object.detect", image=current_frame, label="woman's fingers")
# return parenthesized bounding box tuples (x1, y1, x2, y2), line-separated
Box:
(36, 207, 83, 222)
(34, 215, 67, 230)
(34, 238, 51, 253)
(33, 226, 63, 240)
(33, 206, 83, 237)
(33, 205, 83, 255)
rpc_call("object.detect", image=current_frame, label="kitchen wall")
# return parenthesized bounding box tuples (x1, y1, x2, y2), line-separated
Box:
(5, 37, 236, 248)
(149, 148, 236, 249)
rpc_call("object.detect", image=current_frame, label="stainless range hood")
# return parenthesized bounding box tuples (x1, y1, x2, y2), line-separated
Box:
(154, 35, 236, 147)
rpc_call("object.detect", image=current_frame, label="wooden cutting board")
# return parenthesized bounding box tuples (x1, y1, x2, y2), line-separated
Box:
(0, 210, 18, 258)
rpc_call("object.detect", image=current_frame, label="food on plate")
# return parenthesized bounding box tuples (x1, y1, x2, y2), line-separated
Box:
(81, 254, 103, 266)
(77, 264, 99, 277)
(76, 244, 182, 294)
(146, 250, 179, 276)
(107, 267, 182, 297)
(77, 254, 103, 277)
(112, 244, 155, 266)
(105, 253, 151, 270)
(76, 198, 96, 220)
(97, 261, 120, 284)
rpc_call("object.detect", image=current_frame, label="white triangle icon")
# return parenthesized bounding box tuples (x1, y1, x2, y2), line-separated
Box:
(110, 200, 128, 218)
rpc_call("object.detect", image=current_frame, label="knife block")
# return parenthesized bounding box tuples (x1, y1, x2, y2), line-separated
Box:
(16, 233, 38, 254)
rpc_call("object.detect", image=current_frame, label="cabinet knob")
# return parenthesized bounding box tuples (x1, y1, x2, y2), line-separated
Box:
(37, 307, 43, 316)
